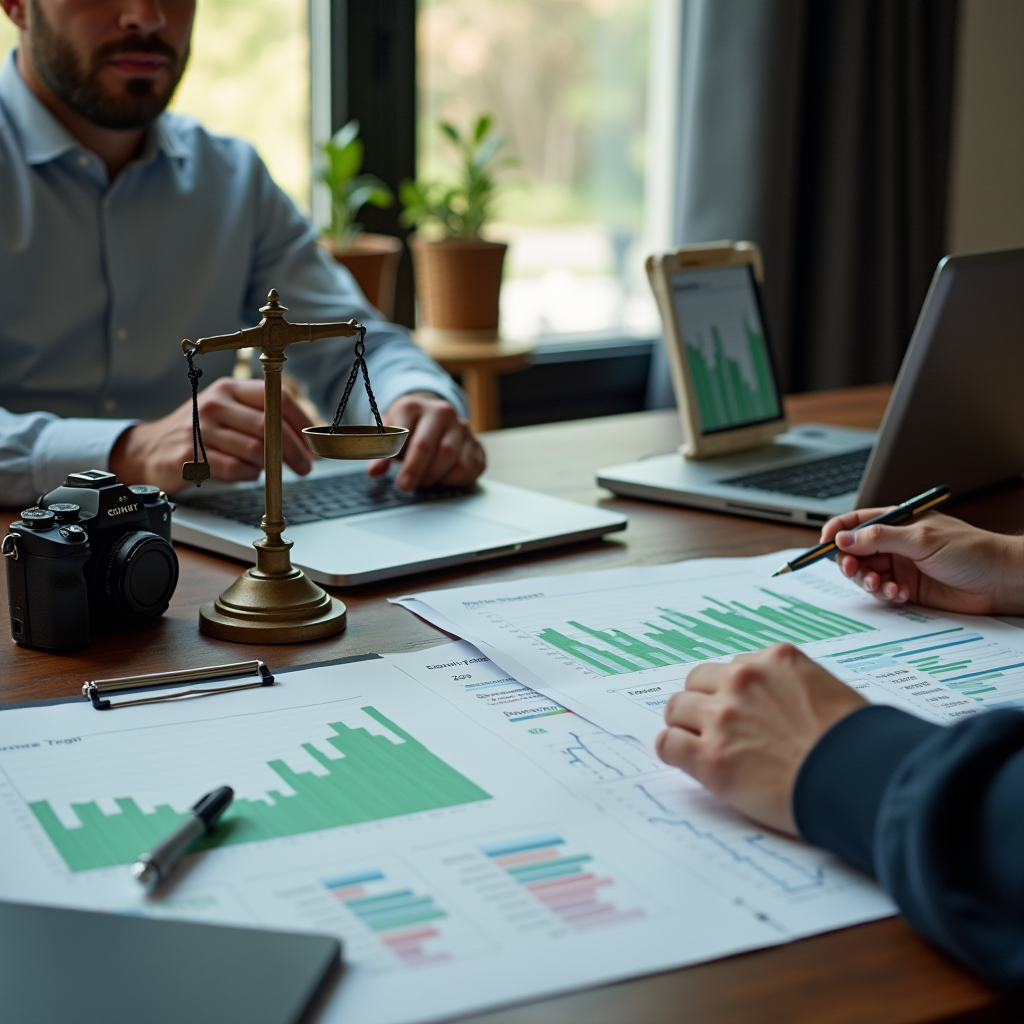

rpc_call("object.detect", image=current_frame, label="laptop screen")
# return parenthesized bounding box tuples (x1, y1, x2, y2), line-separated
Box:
(669, 264, 782, 434)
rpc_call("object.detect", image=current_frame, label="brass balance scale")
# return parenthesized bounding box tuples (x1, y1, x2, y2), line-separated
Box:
(181, 289, 408, 643)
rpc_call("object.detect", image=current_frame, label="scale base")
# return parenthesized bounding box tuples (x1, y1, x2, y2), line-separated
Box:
(198, 565, 346, 644)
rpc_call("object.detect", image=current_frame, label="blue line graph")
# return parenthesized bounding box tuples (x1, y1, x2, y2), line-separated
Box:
(635, 784, 827, 895)
(563, 732, 626, 778)
(553, 729, 661, 783)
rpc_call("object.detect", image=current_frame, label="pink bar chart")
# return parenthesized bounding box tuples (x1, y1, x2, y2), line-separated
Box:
(480, 833, 646, 930)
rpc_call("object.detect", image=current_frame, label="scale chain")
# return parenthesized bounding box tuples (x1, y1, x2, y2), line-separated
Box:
(329, 325, 384, 435)
(182, 347, 211, 485)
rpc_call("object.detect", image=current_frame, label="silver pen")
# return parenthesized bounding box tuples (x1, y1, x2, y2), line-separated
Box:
(131, 786, 234, 887)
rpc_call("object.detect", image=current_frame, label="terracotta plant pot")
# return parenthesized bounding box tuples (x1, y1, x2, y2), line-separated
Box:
(322, 232, 403, 321)
(408, 236, 507, 338)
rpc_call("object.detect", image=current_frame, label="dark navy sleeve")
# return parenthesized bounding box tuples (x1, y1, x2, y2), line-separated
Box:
(793, 704, 1024, 992)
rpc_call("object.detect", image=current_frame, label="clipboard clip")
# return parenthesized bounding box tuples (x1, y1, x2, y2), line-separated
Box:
(82, 661, 274, 710)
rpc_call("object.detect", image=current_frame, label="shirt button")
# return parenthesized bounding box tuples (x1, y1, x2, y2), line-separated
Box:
(116, 328, 129, 342)
(103, 399, 117, 413)
(77, 155, 89, 168)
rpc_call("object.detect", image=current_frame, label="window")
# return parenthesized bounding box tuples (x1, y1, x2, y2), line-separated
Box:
(0, 19, 16, 63)
(417, 0, 659, 342)
(0, 1, 311, 211)
(173, 0, 311, 210)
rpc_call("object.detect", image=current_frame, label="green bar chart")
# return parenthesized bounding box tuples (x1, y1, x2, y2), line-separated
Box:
(537, 589, 875, 676)
(668, 263, 781, 432)
(685, 321, 778, 432)
(29, 708, 491, 872)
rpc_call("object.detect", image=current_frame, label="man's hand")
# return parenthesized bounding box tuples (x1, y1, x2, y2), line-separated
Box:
(656, 645, 866, 835)
(110, 378, 314, 492)
(367, 392, 485, 491)
(820, 509, 1024, 615)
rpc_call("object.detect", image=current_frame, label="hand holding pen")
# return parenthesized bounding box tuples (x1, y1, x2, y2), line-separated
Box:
(773, 486, 952, 578)
(777, 485, 1024, 616)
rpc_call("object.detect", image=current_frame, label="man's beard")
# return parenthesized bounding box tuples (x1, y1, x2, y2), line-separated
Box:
(28, 0, 189, 130)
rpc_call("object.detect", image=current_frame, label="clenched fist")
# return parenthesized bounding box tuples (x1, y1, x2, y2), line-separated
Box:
(656, 644, 866, 835)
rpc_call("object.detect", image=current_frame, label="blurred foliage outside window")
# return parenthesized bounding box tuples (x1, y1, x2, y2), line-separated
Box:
(0, 0, 310, 211)
(0, 19, 14, 61)
(418, 0, 658, 340)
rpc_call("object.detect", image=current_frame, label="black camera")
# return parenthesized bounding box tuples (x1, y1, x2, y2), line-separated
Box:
(3, 470, 179, 653)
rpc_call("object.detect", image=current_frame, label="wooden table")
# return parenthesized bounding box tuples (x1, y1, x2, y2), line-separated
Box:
(1, 384, 1016, 1023)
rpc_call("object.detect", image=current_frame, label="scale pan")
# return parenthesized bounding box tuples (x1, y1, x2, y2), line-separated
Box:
(302, 424, 409, 460)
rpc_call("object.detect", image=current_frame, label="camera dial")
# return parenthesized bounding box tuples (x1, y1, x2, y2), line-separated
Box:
(48, 503, 81, 523)
(130, 485, 172, 524)
(20, 508, 55, 531)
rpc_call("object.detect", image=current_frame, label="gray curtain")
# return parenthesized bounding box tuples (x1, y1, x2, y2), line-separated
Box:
(648, 0, 959, 406)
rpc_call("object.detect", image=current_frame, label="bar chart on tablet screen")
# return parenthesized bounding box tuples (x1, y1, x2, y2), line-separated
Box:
(670, 265, 781, 431)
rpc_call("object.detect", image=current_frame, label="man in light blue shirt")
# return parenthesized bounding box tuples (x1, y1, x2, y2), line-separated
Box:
(0, 0, 484, 508)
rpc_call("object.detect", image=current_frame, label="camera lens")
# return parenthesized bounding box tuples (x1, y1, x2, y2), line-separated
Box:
(102, 531, 179, 618)
(20, 508, 55, 530)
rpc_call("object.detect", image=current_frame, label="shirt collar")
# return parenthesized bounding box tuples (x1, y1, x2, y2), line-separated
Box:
(151, 114, 189, 162)
(0, 49, 78, 164)
(0, 48, 189, 168)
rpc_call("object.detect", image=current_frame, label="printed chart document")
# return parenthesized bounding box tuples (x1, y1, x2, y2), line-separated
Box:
(395, 551, 1024, 746)
(0, 653, 891, 1024)
(387, 641, 892, 939)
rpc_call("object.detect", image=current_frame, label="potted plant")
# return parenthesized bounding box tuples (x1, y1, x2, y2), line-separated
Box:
(400, 115, 511, 339)
(318, 121, 402, 320)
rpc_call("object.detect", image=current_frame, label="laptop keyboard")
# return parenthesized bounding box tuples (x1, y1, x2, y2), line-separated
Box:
(181, 473, 474, 528)
(720, 447, 872, 500)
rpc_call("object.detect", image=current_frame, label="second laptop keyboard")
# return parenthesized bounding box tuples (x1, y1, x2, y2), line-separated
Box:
(181, 473, 473, 528)
(720, 447, 872, 500)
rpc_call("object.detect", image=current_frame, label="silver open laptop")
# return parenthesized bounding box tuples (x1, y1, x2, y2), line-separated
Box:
(598, 246, 1024, 525)
(172, 460, 626, 586)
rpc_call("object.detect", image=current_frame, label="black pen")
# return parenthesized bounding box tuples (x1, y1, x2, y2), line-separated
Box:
(131, 786, 234, 887)
(772, 485, 952, 577)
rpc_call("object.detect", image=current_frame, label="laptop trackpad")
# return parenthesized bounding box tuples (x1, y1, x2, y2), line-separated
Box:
(349, 507, 529, 553)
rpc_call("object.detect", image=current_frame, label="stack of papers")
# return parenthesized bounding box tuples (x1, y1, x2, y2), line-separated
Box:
(10, 550, 1014, 1022)
(0, 631, 892, 1024)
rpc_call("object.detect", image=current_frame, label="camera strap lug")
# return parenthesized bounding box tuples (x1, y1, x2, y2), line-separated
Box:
(2, 534, 20, 560)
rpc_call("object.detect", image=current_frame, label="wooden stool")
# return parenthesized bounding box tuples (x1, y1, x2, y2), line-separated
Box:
(413, 330, 535, 432)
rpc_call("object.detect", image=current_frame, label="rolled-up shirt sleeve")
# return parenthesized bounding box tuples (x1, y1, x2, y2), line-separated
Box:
(794, 704, 1024, 992)
(0, 407, 136, 507)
